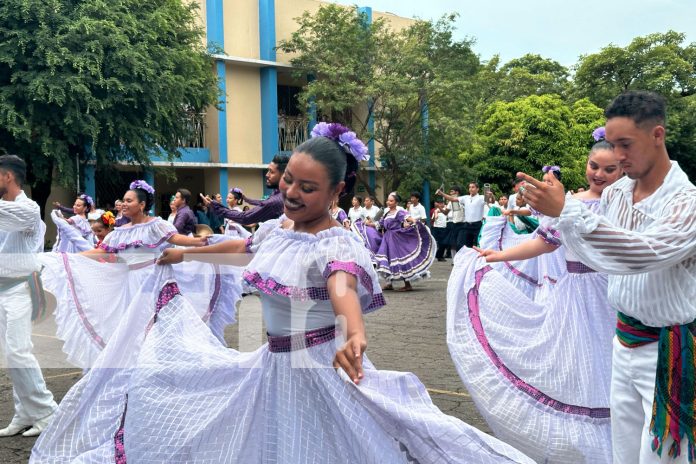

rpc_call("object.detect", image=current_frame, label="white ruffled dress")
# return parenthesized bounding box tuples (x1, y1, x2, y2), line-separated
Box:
(447, 200, 614, 463)
(50, 211, 94, 253)
(39, 218, 240, 368)
(32, 216, 533, 464)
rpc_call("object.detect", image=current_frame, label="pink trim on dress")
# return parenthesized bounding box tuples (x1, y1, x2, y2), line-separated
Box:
(61, 253, 106, 349)
(467, 265, 610, 419)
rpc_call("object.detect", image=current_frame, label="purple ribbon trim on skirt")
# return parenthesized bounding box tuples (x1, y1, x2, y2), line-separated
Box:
(566, 261, 596, 274)
(467, 265, 610, 419)
(267, 325, 337, 353)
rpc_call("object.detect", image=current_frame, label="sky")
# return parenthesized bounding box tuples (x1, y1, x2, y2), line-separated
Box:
(331, 0, 696, 67)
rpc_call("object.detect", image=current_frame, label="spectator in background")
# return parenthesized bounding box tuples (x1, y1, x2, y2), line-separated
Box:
(408, 192, 427, 223)
(167, 196, 177, 224)
(431, 199, 448, 261)
(172, 188, 197, 235)
(194, 202, 210, 227)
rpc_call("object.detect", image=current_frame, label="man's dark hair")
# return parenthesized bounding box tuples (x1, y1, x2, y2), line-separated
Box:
(450, 185, 462, 194)
(0, 155, 26, 186)
(605, 91, 666, 128)
(271, 154, 290, 173)
(177, 188, 192, 205)
(410, 191, 421, 201)
(468, 182, 479, 188)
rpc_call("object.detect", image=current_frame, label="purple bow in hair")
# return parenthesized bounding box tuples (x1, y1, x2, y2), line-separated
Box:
(542, 165, 560, 174)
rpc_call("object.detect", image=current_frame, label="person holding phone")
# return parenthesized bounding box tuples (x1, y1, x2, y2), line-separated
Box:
(438, 182, 485, 248)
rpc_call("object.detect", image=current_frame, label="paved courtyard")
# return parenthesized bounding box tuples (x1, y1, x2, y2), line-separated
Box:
(0, 260, 487, 462)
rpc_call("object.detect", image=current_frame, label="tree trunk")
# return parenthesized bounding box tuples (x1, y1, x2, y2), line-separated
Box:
(24, 154, 54, 220)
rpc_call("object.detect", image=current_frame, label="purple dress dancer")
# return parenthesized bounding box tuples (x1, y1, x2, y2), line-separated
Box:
(351, 219, 382, 256)
(374, 208, 436, 283)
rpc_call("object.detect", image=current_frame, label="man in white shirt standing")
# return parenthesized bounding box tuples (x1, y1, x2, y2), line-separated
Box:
(0, 155, 57, 437)
(407, 192, 427, 223)
(362, 195, 382, 225)
(430, 199, 448, 261)
(456, 182, 485, 248)
(519, 91, 695, 463)
(437, 185, 466, 252)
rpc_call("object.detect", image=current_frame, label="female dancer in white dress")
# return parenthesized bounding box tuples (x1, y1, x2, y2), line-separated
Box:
(50, 194, 96, 252)
(31, 124, 533, 463)
(222, 188, 252, 238)
(447, 138, 622, 463)
(39, 180, 239, 369)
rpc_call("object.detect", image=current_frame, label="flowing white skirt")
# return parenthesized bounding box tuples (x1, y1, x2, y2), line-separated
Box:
(32, 284, 534, 463)
(39, 253, 241, 368)
(447, 248, 614, 463)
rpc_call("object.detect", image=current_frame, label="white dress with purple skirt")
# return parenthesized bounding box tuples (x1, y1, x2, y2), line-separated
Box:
(50, 211, 94, 253)
(477, 215, 566, 301)
(447, 199, 614, 463)
(32, 216, 533, 463)
(39, 218, 240, 368)
(374, 208, 436, 282)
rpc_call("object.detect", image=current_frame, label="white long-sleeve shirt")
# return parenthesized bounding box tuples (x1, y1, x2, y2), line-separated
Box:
(557, 161, 696, 326)
(0, 191, 44, 278)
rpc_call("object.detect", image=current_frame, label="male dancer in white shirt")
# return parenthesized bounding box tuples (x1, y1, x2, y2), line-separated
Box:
(519, 91, 695, 463)
(0, 155, 57, 437)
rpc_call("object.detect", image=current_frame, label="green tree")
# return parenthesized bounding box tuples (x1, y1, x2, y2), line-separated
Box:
(573, 31, 696, 180)
(278, 6, 481, 199)
(462, 95, 604, 191)
(574, 31, 695, 106)
(0, 0, 218, 211)
(497, 54, 570, 101)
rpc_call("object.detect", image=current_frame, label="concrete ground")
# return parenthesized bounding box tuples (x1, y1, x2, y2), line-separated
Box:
(0, 259, 488, 462)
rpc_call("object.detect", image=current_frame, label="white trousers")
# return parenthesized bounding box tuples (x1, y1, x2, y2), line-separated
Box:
(611, 336, 689, 463)
(0, 282, 57, 425)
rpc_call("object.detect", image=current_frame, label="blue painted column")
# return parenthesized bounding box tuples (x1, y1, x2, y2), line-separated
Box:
(206, 0, 229, 197)
(144, 168, 155, 215)
(81, 145, 96, 201)
(307, 74, 317, 133)
(82, 165, 96, 201)
(358, 7, 376, 194)
(421, 97, 431, 226)
(259, 0, 278, 167)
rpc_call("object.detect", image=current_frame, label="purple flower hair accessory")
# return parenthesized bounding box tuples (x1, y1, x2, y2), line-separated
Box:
(542, 165, 561, 174)
(129, 180, 155, 195)
(229, 187, 243, 195)
(310, 122, 370, 162)
(78, 194, 93, 207)
(592, 126, 606, 142)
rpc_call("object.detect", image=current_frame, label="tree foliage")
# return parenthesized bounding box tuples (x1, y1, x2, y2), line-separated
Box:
(463, 95, 604, 190)
(0, 0, 218, 208)
(573, 30, 696, 180)
(278, 6, 480, 198)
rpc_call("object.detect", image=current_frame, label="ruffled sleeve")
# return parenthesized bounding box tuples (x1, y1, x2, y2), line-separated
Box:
(100, 218, 176, 253)
(315, 233, 386, 314)
(244, 217, 283, 253)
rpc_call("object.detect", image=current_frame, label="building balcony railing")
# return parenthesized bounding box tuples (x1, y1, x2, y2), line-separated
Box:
(179, 111, 207, 148)
(278, 115, 308, 152)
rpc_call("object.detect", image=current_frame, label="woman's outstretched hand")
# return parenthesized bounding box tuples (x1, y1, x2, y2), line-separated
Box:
(473, 246, 503, 263)
(333, 333, 367, 385)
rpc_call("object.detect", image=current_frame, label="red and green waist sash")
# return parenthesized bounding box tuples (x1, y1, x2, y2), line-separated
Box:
(616, 312, 696, 462)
